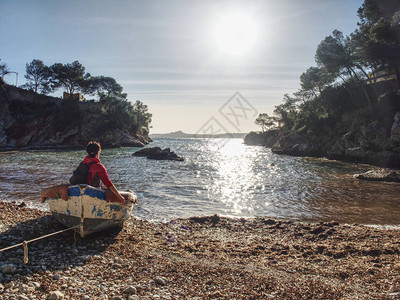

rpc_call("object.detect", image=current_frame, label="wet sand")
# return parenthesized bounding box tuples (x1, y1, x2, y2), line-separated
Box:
(0, 201, 400, 299)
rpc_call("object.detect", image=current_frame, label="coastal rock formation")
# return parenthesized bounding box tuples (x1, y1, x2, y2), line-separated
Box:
(245, 111, 400, 168)
(133, 147, 184, 161)
(326, 118, 400, 167)
(354, 169, 400, 183)
(243, 130, 279, 147)
(270, 132, 328, 157)
(0, 84, 150, 149)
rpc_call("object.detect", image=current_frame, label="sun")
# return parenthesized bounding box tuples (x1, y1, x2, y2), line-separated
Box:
(214, 12, 258, 56)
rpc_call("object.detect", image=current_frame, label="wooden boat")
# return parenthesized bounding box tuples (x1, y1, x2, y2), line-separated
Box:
(43, 185, 137, 237)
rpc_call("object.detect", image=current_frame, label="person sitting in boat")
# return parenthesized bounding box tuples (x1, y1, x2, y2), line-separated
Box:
(83, 141, 126, 204)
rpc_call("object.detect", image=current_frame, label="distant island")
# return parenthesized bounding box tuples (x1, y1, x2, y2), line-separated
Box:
(150, 131, 247, 139)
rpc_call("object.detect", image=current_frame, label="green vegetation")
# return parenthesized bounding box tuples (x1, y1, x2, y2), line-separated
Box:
(0, 59, 10, 85)
(254, 113, 275, 132)
(21, 59, 52, 94)
(0, 59, 9, 78)
(255, 0, 400, 136)
(1, 58, 152, 138)
(54, 98, 82, 132)
(49, 60, 89, 96)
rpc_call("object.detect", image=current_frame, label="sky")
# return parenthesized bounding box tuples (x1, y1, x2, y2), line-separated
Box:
(1, 0, 364, 134)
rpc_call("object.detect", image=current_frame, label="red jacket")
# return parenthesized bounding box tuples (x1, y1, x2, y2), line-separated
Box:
(82, 155, 113, 188)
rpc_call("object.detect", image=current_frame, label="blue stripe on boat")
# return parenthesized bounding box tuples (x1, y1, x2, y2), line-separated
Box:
(68, 186, 81, 197)
(109, 204, 122, 212)
(84, 187, 106, 200)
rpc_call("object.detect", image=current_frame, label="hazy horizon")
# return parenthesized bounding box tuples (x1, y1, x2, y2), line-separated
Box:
(1, 0, 363, 134)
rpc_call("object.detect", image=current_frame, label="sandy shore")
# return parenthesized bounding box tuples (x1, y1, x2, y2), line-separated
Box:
(0, 202, 400, 299)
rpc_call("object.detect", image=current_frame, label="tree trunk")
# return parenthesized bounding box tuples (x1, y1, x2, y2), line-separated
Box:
(394, 62, 400, 89)
(355, 64, 378, 98)
(348, 67, 373, 115)
(355, 64, 372, 83)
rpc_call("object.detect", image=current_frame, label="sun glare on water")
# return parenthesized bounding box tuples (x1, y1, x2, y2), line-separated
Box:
(214, 12, 258, 57)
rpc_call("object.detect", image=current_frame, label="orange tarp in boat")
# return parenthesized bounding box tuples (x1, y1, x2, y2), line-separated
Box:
(41, 185, 69, 203)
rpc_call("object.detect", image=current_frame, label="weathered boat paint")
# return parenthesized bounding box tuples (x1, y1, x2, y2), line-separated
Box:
(48, 185, 136, 237)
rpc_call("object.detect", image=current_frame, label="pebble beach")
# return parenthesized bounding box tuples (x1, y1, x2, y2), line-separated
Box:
(1, 201, 400, 299)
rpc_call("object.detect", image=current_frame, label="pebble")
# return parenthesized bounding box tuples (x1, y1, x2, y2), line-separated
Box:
(18, 295, 29, 300)
(388, 292, 400, 298)
(154, 276, 168, 286)
(79, 255, 92, 262)
(10, 257, 22, 264)
(123, 286, 137, 294)
(18, 283, 29, 293)
(30, 281, 41, 289)
(2, 201, 400, 299)
(1, 263, 16, 274)
(47, 290, 64, 300)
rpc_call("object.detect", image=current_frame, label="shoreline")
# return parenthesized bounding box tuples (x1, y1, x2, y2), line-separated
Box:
(0, 202, 399, 299)
(6, 198, 400, 230)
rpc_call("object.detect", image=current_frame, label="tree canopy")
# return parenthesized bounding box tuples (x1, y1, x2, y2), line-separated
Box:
(49, 60, 88, 96)
(0, 59, 9, 77)
(255, 113, 275, 132)
(22, 59, 51, 94)
(0, 59, 10, 85)
(83, 75, 126, 101)
(300, 67, 334, 97)
(6, 58, 153, 137)
(256, 0, 400, 137)
(357, 0, 400, 86)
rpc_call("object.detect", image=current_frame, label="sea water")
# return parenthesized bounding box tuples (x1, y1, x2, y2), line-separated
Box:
(0, 138, 399, 225)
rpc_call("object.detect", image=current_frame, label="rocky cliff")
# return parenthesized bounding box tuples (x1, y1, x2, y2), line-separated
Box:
(243, 130, 280, 147)
(245, 109, 400, 168)
(0, 84, 150, 150)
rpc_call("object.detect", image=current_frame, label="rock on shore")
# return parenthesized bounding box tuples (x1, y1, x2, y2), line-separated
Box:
(244, 111, 400, 168)
(243, 130, 280, 147)
(1, 202, 400, 299)
(133, 147, 184, 161)
(354, 169, 400, 182)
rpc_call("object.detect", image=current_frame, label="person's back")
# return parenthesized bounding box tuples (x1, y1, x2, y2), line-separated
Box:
(83, 141, 125, 203)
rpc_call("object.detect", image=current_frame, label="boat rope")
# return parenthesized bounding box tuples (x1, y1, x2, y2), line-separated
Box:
(0, 225, 79, 263)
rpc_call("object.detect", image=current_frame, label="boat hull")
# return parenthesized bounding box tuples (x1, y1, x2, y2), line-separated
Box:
(48, 185, 135, 237)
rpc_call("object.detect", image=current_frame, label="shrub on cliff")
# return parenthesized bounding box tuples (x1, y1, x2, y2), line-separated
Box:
(17, 59, 153, 138)
(96, 96, 152, 136)
(54, 98, 82, 132)
(8, 99, 55, 124)
(258, 0, 399, 139)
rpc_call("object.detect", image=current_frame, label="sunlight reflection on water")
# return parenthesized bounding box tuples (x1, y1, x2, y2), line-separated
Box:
(0, 138, 399, 225)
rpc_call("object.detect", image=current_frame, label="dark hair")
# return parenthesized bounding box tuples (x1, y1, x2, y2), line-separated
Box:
(86, 141, 101, 158)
